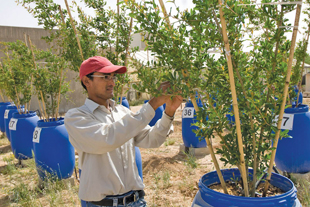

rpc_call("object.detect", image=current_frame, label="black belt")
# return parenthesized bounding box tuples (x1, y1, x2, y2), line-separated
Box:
(90, 190, 145, 206)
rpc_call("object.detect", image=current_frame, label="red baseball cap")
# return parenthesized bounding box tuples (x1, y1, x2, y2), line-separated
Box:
(79, 56, 127, 80)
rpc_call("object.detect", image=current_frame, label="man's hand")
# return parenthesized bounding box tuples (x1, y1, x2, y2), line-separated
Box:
(148, 82, 171, 110)
(148, 82, 183, 117)
(164, 95, 183, 117)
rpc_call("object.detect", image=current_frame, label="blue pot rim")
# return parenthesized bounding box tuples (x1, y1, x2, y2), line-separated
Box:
(0, 102, 11, 106)
(7, 105, 24, 110)
(185, 101, 194, 107)
(12, 111, 37, 118)
(284, 104, 309, 113)
(185, 99, 203, 108)
(199, 168, 295, 201)
(37, 117, 64, 127)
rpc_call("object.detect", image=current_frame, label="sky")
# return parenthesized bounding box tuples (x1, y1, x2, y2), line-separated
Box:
(0, 0, 192, 28)
(0, 0, 309, 51)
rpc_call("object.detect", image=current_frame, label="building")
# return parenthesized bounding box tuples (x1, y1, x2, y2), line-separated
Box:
(0, 25, 147, 113)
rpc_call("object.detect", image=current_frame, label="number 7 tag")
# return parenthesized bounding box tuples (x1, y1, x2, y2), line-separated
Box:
(274, 114, 294, 130)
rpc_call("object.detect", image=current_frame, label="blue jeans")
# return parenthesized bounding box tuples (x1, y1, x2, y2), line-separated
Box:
(85, 197, 147, 207)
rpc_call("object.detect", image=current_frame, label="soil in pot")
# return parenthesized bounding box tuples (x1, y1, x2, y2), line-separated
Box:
(209, 180, 284, 197)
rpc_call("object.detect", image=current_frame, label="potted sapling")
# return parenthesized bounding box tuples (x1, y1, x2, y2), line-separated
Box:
(30, 46, 74, 181)
(0, 39, 38, 163)
(0, 62, 11, 136)
(127, 0, 303, 206)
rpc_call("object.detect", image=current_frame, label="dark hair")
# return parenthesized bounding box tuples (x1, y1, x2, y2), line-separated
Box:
(81, 72, 95, 91)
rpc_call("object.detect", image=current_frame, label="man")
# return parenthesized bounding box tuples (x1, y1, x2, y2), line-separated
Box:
(64, 56, 183, 207)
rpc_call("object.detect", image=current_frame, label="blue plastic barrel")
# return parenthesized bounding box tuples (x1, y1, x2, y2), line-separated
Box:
(182, 99, 207, 148)
(192, 168, 301, 207)
(275, 104, 310, 173)
(4, 105, 24, 141)
(0, 102, 11, 133)
(33, 118, 75, 180)
(144, 100, 164, 127)
(121, 98, 143, 181)
(226, 104, 235, 125)
(120, 97, 130, 109)
(135, 146, 143, 181)
(10, 111, 39, 160)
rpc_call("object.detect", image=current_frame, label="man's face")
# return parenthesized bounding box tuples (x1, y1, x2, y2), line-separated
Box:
(85, 72, 117, 102)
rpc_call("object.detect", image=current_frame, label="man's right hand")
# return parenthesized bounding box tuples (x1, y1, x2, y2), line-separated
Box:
(148, 82, 183, 114)
(148, 82, 171, 110)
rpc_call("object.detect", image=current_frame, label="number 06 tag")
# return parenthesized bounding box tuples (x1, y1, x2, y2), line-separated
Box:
(274, 113, 294, 130)
(33, 127, 42, 143)
(4, 110, 9, 119)
(182, 107, 195, 118)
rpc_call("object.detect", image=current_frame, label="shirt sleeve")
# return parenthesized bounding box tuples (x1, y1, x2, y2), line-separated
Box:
(64, 103, 155, 154)
(134, 112, 174, 148)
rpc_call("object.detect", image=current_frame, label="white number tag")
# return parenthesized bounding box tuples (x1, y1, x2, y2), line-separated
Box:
(33, 127, 42, 143)
(182, 107, 194, 118)
(274, 114, 294, 130)
(4, 110, 9, 119)
(9, 118, 18, 131)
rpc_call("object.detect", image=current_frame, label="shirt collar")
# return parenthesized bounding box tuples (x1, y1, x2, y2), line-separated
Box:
(85, 98, 116, 114)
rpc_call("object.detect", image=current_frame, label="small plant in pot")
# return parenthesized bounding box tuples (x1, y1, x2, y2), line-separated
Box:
(273, 2, 310, 175)
(190, 0, 303, 204)
(0, 61, 11, 136)
(29, 47, 75, 181)
(127, 0, 305, 205)
(0, 40, 38, 162)
(19, 0, 139, 105)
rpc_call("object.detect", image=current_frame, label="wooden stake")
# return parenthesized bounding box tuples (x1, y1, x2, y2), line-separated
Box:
(27, 75, 34, 113)
(124, 17, 133, 68)
(0, 63, 5, 101)
(59, 5, 65, 24)
(4, 48, 22, 114)
(115, 0, 122, 105)
(116, 0, 120, 64)
(40, 91, 49, 122)
(158, 0, 171, 28)
(55, 5, 66, 120)
(256, 7, 284, 189)
(217, 0, 249, 196)
(120, 15, 134, 105)
(64, 0, 84, 61)
(263, 3, 302, 197)
(24, 33, 28, 47)
(234, 64, 257, 197)
(0, 90, 4, 101)
(27, 35, 46, 120)
(55, 65, 64, 120)
(37, 96, 45, 121)
(158, 0, 228, 194)
(24, 34, 33, 113)
(297, 25, 310, 104)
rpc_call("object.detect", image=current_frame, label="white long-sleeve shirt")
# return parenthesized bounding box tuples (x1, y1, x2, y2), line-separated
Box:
(64, 98, 173, 201)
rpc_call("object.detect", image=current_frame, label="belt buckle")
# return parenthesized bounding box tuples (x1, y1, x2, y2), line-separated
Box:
(122, 194, 131, 205)
(134, 191, 139, 202)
